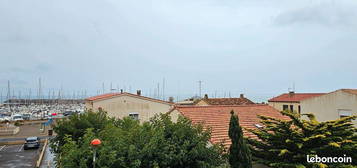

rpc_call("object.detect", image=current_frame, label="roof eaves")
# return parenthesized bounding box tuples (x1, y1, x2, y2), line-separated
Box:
(87, 92, 174, 105)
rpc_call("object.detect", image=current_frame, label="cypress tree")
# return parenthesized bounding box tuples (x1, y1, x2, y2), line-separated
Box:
(229, 110, 252, 168)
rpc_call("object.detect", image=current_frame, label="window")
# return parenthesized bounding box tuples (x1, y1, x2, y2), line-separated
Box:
(283, 105, 289, 111)
(298, 105, 301, 114)
(290, 105, 294, 112)
(129, 113, 139, 120)
(338, 109, 352, 118)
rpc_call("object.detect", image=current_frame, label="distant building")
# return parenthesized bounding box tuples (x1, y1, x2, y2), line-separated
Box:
(85, 91, 174, 122)
(175, 100, 195, 106)
(300, 89, 357, 125)
(169, 104, 288, 148)
(268, 91, 325, 113)
(194, 94, 255, 106)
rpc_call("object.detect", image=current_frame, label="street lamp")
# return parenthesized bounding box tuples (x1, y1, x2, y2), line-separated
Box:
(90, 139, 101, 168)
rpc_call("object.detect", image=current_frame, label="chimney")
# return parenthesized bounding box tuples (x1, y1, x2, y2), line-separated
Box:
(137, 90, 141, 96)
(289, 91, 295, 97)
(120, 89, 123, 93)
(240, 94, 244, 99)
(204, 94, 208, 99)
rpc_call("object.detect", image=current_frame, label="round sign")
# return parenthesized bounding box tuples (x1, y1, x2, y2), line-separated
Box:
(91, 139, 101, 147)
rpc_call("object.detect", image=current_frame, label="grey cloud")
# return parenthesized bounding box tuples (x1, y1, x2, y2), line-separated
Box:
(274, 3, 357, 27)
(1, 0, 357, 99)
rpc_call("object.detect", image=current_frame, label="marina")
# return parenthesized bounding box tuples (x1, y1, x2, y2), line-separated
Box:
(0, 100, 84, 122)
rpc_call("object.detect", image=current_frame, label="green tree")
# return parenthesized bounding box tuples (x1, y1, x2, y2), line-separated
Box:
(229, 110, 252, 168)
(52, 111, 226, 168)
(51, 109, 111, 153)
(247, 111, 357, 168)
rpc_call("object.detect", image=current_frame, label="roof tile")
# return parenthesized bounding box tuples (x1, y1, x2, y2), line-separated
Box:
(85, 92, 174, 105)
(176, 104, 289, 148)
(341, 89, 357, 95)
(199, 98, 255, 105)
(268, 93, 325, 103)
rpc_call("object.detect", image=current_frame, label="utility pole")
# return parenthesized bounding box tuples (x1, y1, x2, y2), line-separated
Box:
(162, 78, 165, 101)
(198, 80, 203, 98)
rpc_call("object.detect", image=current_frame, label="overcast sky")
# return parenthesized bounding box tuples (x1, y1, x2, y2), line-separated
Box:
(1, 0, 357, 102)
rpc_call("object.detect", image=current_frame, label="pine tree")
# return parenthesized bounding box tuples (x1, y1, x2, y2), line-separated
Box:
(246, 111, 357, 168)
(229, 110, 252, 168)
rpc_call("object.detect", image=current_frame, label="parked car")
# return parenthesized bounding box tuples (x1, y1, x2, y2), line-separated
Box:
(24, 137, 40, 150)
(0, 114, 11, 122)
(12, 114, 24, 121)
(63, 111, 74, 116)
(22, 113, 31, 120)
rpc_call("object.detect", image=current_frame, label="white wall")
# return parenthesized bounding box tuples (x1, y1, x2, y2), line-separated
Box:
(301, 90, 357, 125)
(86, 95, 173, 122)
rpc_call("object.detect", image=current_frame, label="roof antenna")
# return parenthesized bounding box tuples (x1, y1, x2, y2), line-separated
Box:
(198, 80, 203, 98)
(288, 82, 296, 93)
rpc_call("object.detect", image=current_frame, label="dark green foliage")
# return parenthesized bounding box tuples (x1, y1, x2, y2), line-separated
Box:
(51, 109, 111, 153)
(51, 111, 225, 168)
(229, 110, 252, 168)
(247, 111, 357, 168)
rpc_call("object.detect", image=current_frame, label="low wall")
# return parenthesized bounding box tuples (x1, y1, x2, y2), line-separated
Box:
(0, 126, 20, 136)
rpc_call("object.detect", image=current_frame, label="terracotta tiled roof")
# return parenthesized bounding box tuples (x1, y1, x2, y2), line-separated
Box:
(86, 93, 120, 101)
(199, 98, 255, 105)
(176, 105, 289, 148)
(85, 92, 174, 105)
(341, 89, 357, 95)
(268, 93, 325, 103)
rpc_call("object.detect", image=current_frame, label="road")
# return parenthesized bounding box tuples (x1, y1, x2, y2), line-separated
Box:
(0, 136, 53, 142)
(0, 144, 42, 168)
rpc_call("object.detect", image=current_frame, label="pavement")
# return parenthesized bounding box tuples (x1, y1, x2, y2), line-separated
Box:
(0, 144, 42, 168)
(0, 122, 54, 139)
(40, 145, 55, 168)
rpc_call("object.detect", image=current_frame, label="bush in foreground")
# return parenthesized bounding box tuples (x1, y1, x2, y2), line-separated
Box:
(52, 111, 226, 168)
